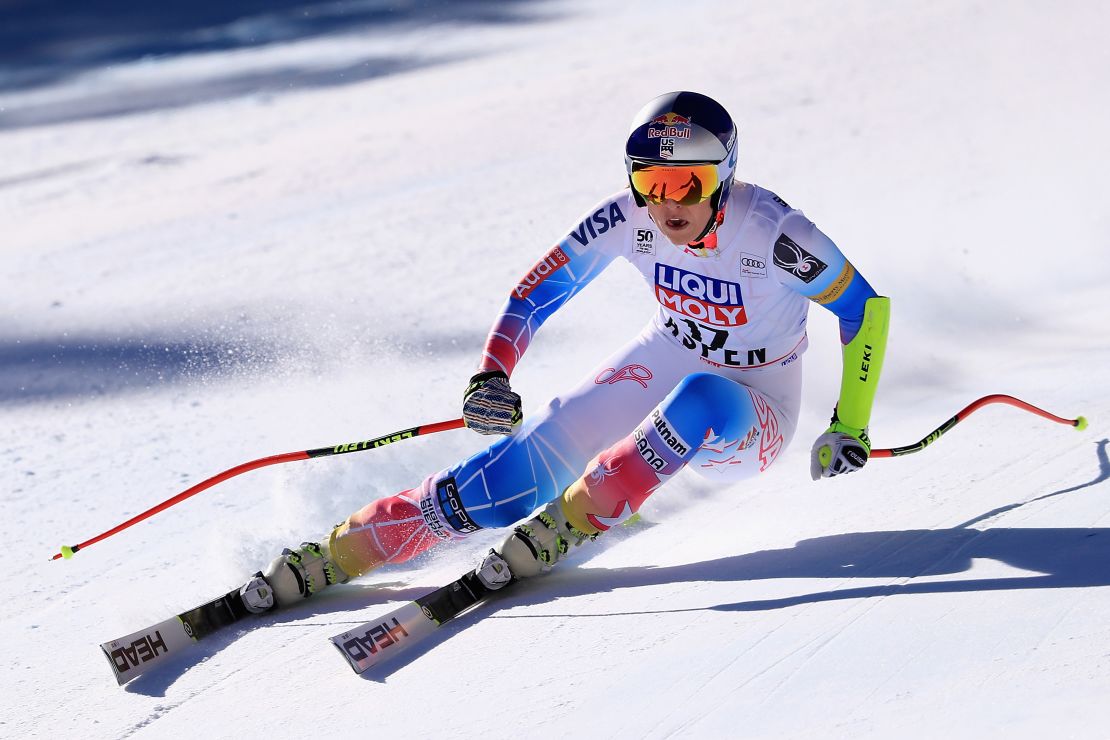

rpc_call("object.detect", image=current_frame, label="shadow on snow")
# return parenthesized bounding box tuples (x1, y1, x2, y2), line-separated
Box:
(504, 439, 1110, 615)
(364, 440, 1110, 677)
(0, 326, 484, 405)
(0, 334, 281, 405)
(122, 441, 1109, 689)
(0, 0, 554, 129)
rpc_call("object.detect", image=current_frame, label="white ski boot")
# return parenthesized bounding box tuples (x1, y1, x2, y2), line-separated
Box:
(239, 574, 276, 614)
(255, 541, 349, 609)
(473, 549, 514, 591)
(484, 498, 597, 585)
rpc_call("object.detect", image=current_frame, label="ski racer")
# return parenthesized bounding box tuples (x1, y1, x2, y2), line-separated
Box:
(240, 91, 890, 612)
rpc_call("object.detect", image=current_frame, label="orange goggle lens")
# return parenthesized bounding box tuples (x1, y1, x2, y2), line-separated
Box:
(629, 163, 720, 206)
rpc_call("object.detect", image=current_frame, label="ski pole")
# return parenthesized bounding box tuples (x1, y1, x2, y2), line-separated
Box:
(51, 417, 467, 561)
(871, 394, 1087, 459)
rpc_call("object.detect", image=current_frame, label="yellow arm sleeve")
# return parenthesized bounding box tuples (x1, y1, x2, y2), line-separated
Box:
(836, 296, 890, 430)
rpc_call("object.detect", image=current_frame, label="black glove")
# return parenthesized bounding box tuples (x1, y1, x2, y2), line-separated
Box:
(463, 371, 523, 435)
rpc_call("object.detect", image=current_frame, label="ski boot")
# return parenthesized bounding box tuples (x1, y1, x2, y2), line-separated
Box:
(475, 497, 598, 590)
(239, 573, 276, 614)
(241, 541, 350, 613)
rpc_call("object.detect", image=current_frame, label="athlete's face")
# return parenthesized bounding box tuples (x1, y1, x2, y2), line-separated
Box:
(645, 197, 714, 246)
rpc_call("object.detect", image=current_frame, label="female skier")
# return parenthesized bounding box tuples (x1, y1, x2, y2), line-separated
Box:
(242, 90, 890, 611)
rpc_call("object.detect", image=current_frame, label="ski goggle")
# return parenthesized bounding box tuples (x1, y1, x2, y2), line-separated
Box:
(629, 162, 720, 206)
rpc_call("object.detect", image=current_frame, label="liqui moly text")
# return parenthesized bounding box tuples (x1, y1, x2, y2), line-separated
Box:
(654, 264, 747, 326)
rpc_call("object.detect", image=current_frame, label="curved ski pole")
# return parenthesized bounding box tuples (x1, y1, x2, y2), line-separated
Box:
(871, 394, 1087, 459)
(51, 417, 467, 561)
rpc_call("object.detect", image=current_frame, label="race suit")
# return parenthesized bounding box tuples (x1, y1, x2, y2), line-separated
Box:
(326, 183, 878, 578)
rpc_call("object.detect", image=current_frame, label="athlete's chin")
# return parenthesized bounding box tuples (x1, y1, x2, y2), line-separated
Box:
(658, 223, 700, 245)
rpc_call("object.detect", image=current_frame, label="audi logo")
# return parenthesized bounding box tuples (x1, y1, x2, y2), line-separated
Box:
(741, 257, 765, 268)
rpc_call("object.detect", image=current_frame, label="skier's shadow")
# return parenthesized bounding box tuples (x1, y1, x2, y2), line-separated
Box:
(526, 438, 1110, 613)
(366, 439, 1110, 677)
(129, 439, 1109, 689)
(368, 526, 1109, 677)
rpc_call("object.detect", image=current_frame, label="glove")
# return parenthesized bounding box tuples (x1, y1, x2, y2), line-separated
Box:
(463, 370, 523, 435)
(810, 410, 871, 480)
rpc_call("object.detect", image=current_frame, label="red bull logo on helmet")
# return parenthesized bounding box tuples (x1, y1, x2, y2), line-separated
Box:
(651, 112, 692, 126)
(655, 264, 747, 326)
(648, 112, 692, 140)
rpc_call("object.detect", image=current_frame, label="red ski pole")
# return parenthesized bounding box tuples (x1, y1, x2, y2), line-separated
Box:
(872, 394, 1087, 459)
(51, 418, 466, 561)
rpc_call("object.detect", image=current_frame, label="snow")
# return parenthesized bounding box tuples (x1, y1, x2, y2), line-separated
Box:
(3, 1, 1109, 737)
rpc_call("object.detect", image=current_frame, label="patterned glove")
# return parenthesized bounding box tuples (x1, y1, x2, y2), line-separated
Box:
(810, 410, 871, 480)
(463, 371, 523, 435)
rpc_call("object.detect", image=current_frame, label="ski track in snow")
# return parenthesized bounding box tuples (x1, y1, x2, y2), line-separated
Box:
(3, 0, 1110, 737)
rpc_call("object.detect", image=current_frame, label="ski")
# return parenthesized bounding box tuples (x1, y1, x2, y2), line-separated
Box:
(330, 569, 508, 674)
(102, 565, 511, 683)
(100, 585, 257, 686)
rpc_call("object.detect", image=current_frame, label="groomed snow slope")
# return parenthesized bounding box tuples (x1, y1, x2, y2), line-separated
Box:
(2, 1, 1108, 738)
